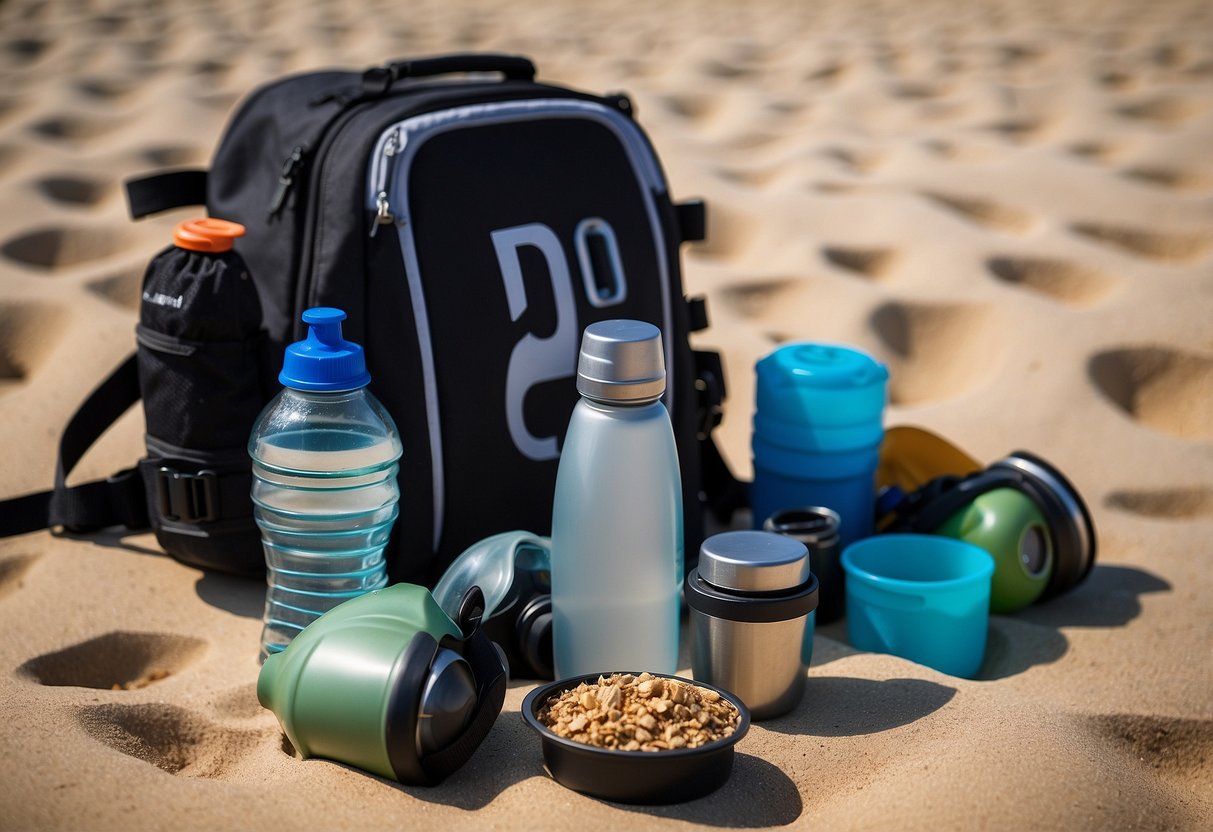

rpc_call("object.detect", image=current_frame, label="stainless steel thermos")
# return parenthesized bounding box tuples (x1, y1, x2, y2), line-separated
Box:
(685, 531, 818, 720)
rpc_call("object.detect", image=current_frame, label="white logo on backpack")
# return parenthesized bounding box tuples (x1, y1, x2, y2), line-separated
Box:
(492, 223, 579, 462)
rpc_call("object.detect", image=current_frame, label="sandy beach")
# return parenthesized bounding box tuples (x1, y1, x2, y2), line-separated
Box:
(0, 0, 1210, 828)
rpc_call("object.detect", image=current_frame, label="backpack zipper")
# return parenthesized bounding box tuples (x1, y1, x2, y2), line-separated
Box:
(267, 145, 306, 219)
(369, 127, 402, 238)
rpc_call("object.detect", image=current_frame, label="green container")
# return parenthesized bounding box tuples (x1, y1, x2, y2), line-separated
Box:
(936, 489, 1051, 614)
(257, 583, 505, 784)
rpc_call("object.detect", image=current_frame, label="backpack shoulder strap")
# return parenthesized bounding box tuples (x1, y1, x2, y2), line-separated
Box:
(125, 170, 209, 219)
(0, 354, 148, 537)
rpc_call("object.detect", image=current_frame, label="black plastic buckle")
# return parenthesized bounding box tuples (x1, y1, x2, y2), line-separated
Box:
(361, 66, 393, 98)
(156, 467, 219, 523)
(694, 351, 727, 441)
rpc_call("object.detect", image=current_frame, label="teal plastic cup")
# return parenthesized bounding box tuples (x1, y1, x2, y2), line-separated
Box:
(841, 534, 994, 678)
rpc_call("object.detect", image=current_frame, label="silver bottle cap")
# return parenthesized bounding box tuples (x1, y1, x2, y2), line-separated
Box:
(576, 320, 666, 404)
(698, 530, 810, 593)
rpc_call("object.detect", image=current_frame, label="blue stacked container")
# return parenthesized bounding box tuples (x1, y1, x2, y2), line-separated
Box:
(751, 343, 888, 549)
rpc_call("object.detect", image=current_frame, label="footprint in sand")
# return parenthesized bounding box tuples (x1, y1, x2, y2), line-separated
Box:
(920, 192, 1037, 235)
(1070, 222, 1213, 263)
(1097, 70, 1136, 92)
(77, 702, 270, 779)
(74, 76, 139, 104)
(1120, 166, 1213, 192)
(87, 13, 132, 35)
(985, 117, 1052, 144)
(888, 80, 949, 100)
(137, 144, 208, 168)
(124, 37, 173, 65)
(3, 37, 50, 64)
(718, 276, 810, 320)
(1151, 43, 1189, 70)
(822, 245, 899, 280)
(700, 58, 757, 81)
(804, 59, 849, 84)
(999, 43, 1048, 69)
(28, 113, 123, 144)
(1087, 714, 1213, 800)
(1067, 140, 1132, 165)
(985, 255, 1119, 306)
(86, 266, 145, 312)
(189, 58, 236, 84)
(714, 164, 783, 188)
(822, 147, 887, 175)
(869, 300, 1001, 405)
(658, 92, 719, 123)
(812, 181, 864, 195)
(1088, 347, 1213, 442)
(1105, 486, 1213, 520)
(922, 139, 1001, 163)
(1, 224, 136, 270)
(34, 174, 115, 208)
(0, 554, 39, 601)
(18, 631, 207, 691)
(1117, 96, 1207, 127)
(0, 301, 70, 393)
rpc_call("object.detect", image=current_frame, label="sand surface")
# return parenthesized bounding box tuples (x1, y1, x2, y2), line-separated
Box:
(1, 0, 1211, 828)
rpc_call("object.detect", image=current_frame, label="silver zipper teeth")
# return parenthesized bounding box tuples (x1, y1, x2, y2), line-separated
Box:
(366, 100, 666, 218)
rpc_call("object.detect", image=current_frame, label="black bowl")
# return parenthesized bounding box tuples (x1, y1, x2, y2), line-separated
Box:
(521, 672, 751, 804)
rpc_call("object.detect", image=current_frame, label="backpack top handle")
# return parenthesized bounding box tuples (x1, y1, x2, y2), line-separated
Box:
(363, 53, 537, 98)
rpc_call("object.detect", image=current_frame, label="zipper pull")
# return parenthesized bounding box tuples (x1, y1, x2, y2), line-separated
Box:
(368, 128, 401, 238)
(267, 145, 305, 219)
(369, 190, 393, 237)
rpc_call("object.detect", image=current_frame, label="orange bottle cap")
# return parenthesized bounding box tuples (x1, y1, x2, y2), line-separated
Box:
(173, 217, 247, 253)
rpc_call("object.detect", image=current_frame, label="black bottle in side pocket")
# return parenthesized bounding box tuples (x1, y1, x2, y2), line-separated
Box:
(135, 218, 268, 576)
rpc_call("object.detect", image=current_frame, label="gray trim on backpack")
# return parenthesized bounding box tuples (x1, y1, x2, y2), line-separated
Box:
(367, 99, 674, 552)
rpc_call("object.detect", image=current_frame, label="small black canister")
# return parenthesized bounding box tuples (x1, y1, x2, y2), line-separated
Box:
(763, 507, 843, 623)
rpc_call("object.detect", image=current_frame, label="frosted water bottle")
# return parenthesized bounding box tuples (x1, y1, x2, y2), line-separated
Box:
(551, 320, 682, 678)
(251, 307, 402, 660)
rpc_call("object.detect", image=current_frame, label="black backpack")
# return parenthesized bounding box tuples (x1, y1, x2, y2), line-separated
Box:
(0, 54, 745, 585)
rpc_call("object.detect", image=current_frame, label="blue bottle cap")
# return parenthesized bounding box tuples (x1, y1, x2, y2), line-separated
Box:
(278, 307, 372, 392)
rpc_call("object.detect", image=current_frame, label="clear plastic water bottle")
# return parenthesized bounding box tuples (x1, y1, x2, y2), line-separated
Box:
(250, 307, 402, 660)
(551, 320, 682, 677)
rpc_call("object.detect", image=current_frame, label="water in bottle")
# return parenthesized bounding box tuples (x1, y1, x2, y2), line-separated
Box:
(551, 320, 682, 677)
(250, 307, 402, 660)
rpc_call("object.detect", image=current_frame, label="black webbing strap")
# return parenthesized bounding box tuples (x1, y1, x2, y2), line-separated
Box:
(694, 349, 748, 523)
(0, 354, 148, 537)
(125, 169, 208, 219)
